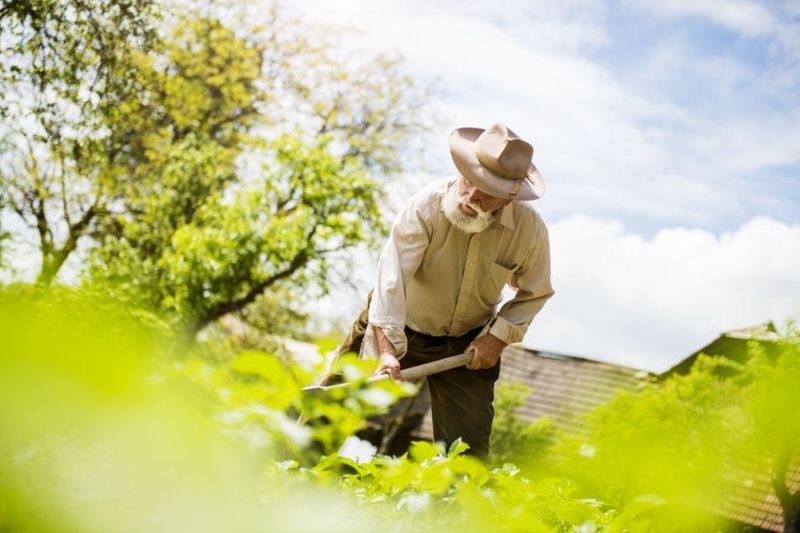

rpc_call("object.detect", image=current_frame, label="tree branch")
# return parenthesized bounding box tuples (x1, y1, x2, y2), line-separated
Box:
(192, 245, 310, 333)
(192, 219, 322, 333)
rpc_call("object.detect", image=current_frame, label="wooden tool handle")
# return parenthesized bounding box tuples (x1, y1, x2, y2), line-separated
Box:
(399, 351, 474, 381)
(305, 351, 475, 393)
(365, 350, 475, 384)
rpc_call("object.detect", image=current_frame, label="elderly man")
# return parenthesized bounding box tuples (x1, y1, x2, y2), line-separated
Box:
(338, 123, 554, 458)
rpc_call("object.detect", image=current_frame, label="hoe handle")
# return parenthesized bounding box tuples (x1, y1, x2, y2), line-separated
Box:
(394, 350, 474, 382)
(307, 350, 475, 392)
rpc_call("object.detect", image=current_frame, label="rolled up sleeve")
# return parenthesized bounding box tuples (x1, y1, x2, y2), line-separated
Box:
(361, 197, 433, 359)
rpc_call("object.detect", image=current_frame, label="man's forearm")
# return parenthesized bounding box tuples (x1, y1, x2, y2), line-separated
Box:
(373, 325, 397, 357)
(372, 325, 401, 380)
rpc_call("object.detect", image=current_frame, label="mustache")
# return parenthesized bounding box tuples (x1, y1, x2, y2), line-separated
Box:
(458, 198, 492, 218)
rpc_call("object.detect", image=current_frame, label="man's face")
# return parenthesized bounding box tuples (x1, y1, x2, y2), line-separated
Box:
(442, 175, 509, 234)
(456, 175, 511, 218)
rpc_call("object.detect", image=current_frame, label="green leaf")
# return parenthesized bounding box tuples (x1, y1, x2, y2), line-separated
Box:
(231, 351, 291, 383)
(408, 441, 442, 463)
(447, 437, 470, 457)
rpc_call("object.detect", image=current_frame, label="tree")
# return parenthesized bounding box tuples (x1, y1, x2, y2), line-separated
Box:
(91, 129, 384, 334)
(564, 355, 743, 522)
(2, 0, 432, 333)
(0, 0, 160, 284)
(84, 12, 270, 322)
(86, 3, 431, 334)
(552, 325, 800, 531)
(744, 328, 800, 532)
(0, 180, 9, 266)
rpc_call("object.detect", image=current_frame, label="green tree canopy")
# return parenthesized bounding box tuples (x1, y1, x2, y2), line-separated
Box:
(0, 0, 160, 284)
(548, 325, 800, 531)
(1, 1, 432, 335)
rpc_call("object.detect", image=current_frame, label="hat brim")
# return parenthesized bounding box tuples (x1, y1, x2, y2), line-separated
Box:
(448, 127, 544, 201)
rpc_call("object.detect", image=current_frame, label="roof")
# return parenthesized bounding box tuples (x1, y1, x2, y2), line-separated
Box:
(411, 344, 652, 442)
(666, 321, 782, 376)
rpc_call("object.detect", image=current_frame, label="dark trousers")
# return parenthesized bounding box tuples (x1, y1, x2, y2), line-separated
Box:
(333, 292, 501, 458)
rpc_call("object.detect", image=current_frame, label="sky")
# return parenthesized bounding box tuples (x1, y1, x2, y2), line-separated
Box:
(291, 0, 800, 372)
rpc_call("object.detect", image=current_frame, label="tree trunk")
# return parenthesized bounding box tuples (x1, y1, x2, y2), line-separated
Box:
(784, 495, 800, 533)
(35, 205, 97, 286)
(36, 256, 59, 286)
(36, 247, 74, 286)
(773, 443, 800, 533)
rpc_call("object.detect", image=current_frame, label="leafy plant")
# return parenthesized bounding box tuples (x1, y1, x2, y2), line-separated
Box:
(490, 381, 558, 468)
(2, 286, 797, 532)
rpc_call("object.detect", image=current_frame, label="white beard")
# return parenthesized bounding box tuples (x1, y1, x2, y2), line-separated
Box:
(441, 183, 496, 234)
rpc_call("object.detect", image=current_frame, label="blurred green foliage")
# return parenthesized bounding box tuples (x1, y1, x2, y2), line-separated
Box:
(2, 287, 797, 532)
(489, 381, 557, 467)
(544, 326, 800, 531)
(0, 288, 400, 532)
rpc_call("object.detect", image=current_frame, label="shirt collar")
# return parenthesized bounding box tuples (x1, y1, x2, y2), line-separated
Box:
(494, 203, 515, 230)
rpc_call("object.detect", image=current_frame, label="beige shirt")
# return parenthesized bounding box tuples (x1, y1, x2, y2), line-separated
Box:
(362, 177, 554, 359)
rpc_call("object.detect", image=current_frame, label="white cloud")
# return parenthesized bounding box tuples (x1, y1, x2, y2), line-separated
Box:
(524, 215, 800, 372)
(291, 0, 609, 54)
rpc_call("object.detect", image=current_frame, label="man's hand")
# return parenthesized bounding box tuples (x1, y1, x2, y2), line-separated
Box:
(376, 352, 402, 381)
(466, 333, 507, 370)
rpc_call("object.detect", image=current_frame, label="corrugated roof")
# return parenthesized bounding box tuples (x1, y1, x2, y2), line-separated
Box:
(411, 344, 651, 443)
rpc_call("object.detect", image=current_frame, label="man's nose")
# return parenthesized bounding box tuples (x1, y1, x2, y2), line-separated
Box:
(466, 187, 482, 207)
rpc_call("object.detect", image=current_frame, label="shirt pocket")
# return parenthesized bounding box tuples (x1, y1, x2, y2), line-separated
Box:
(479, 261, 514, 307)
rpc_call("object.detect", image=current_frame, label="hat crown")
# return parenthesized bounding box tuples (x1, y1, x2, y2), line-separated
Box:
(447, 122, 544, 200)
(474, 123, 533, 180)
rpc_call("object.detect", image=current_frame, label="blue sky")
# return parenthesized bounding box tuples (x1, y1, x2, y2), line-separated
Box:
(293, 0, 800, 372)
(592, 0, 800, 233)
